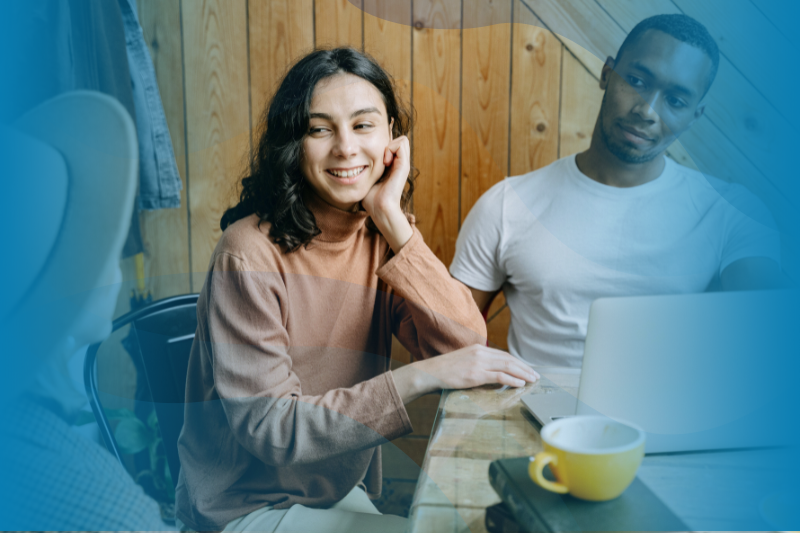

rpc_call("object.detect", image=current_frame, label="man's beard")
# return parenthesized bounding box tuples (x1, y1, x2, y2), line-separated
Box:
(598, 95, 661, 164)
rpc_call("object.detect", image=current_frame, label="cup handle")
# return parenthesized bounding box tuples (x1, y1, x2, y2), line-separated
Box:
(529, 452, 569, 494)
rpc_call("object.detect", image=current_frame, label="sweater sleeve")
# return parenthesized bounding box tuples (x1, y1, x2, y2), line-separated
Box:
(376, 228, 488, 360)
(206, 252, 412, 467)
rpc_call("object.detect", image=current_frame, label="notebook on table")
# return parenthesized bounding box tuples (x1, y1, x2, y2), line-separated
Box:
(487, 456, 687, 532)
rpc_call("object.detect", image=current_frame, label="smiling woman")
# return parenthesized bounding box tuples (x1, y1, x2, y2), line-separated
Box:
(301, 73, 415, 253)
(301, 75, 392, 210)
(175, 48, 538, 533)
(220, 48, 414, 252)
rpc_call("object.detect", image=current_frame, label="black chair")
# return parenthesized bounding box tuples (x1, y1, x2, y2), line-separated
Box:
(84, 293, 198, 489)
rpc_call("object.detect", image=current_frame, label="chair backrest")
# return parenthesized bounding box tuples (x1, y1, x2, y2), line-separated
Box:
(84, 294, 198, 489)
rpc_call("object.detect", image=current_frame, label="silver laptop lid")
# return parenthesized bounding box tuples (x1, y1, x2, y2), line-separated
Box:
(576, 290, 795, 453)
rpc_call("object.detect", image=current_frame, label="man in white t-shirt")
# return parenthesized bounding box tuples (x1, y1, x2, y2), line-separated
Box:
(450, 14, 781, 370)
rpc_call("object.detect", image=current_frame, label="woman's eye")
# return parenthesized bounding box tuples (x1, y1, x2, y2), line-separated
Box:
(308, 127, 329, 135)
(355, 123, 374, 130)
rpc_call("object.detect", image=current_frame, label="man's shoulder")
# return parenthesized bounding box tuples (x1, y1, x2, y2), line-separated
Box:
(668, 159, 777, 228)
(457, 157, 575, 243)
(669, 159, 767, 205)
(508, 156, 573, 183)
(668, 158, 728, 191)
(489, 156, 574, 201)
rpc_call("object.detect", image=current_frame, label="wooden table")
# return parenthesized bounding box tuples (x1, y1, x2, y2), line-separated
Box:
(405, 371, 578, 533)
(405, 372, 791, 532)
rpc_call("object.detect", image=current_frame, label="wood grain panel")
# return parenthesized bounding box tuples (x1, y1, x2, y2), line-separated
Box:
(750, 0, 799, 48)
(487, 307, 510, 351)
(559, 35, 605, 77)
(412, 0, 462, 265)
(315, 0, 364, 49)
(519, 0, 617, 65)
(486, 292, 509, 351)
(663, 139, 699, 171)
(364, 0, 412, 106)
(249, 0, 314, 149)
(183, 0, 251, 291)
(672, 0, 796, 125)
(459, 0, 512, 223)
(597, 0, 799, 225)
(509, 0, 561, 176)
(390, 334, 412, 367)
(137, 0, 191, 299)
(559, 50, 602, 157)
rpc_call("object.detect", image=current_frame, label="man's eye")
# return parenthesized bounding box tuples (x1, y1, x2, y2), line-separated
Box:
(355, 123, 374, 130)
(627, 76, 645, 89)
(666, 96, 687, 109)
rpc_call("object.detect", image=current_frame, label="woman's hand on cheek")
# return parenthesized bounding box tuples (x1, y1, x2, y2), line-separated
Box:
(362, 135, 410, 218)
(362, 135, 414, 254)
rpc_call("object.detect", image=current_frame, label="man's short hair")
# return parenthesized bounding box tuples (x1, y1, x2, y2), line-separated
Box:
(615, 14, 720, 95)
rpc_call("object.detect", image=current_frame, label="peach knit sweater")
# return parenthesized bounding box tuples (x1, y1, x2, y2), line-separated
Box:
(175, 193, 486, 531)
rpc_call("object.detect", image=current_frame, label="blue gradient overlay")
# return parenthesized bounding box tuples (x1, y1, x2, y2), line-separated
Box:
(1, 0, 799, 530)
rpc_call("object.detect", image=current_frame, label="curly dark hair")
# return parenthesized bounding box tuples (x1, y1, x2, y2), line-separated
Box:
(221, 47, 414, 252)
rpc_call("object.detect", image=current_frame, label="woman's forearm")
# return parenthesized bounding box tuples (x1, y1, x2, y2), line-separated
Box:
(371, 205, 413, 254)
(378, 231, 488, 359)
(391, 362, 439, 403)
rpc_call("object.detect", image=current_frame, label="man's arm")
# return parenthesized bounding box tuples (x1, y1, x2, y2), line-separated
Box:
(450, 180, 507, 316)
(468, 286, 500, 316)
(720, 257, 783, 291)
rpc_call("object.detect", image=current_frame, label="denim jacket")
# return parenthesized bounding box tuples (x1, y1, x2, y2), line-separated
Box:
(119, 0, 182, 210)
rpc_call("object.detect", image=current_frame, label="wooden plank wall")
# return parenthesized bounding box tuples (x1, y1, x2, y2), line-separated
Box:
(138, 0, 191, 298)
(131, 0, 797, 485)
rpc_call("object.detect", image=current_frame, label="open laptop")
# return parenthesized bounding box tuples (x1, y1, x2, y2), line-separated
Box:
(522, 290, 796, 454)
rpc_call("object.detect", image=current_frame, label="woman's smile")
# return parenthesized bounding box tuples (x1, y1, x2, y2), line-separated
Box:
(326, 165, 368, 184)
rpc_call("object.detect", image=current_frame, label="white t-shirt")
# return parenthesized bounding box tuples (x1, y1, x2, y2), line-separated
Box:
(450, 155, 781, 369)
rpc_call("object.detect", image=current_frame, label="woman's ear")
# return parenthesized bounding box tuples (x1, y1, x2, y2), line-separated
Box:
(389, 117, 394, 140)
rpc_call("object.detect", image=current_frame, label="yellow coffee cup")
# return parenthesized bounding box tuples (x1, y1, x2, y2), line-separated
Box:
(529, 415, 645, 501)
